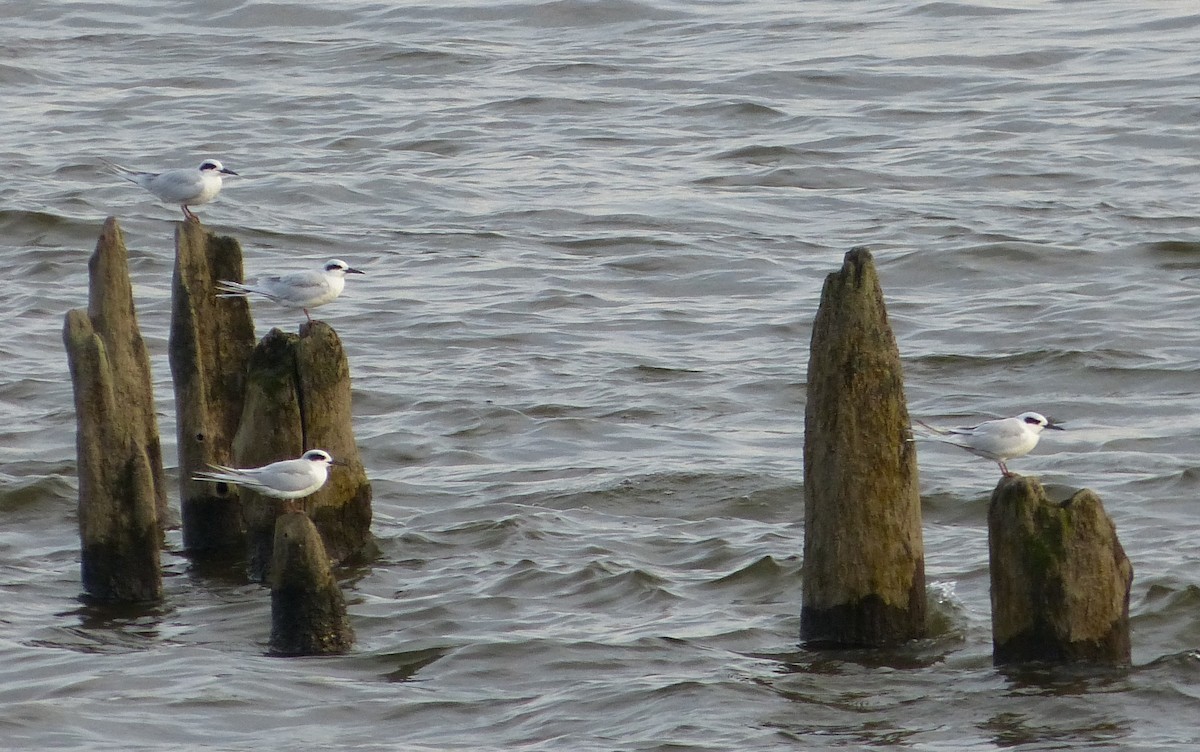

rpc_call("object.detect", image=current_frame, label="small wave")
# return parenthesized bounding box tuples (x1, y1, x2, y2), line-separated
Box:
(0, 473, 76, 513)
(663, 100, 789, 120)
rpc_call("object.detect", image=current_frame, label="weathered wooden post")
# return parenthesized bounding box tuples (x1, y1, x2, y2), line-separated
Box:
(229, 321, 372, 580)
(232, 328, 304, 577)
(801, 247, 926, 647)
(269, 510, 355, 656)
(294, 321, 372, 560)
(989, 475, 1132, 665)
(169, 218, 257, 553)
(63, 217, 163, 601)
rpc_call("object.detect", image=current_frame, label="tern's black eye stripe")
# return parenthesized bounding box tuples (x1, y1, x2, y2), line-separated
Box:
(1024, 416, 1041, 425)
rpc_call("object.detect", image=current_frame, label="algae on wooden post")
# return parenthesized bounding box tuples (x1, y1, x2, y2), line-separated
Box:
(801, 247, 925, 647)
(169, 219, 256, 553)
(988, 475, 1132, 665)
(269, 511, 354, 656)
(231, 321, 372, 580)
(63, 217, 163, 602)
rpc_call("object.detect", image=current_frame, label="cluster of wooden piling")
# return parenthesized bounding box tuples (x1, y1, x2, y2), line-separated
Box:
(64, 223, 1133, 666)
(801, 247, 1132, 666)
(64, 217, 364, 655)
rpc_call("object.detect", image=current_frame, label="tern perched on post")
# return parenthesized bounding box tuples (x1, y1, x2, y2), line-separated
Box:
(216, 259, 365, 322)
(193, 449, 341, 500)
(913, 411, 1063, 477)
(101, 157, 237, 220)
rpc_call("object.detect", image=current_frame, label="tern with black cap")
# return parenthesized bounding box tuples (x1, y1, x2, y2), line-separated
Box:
(913, 411, 1064, 477)
(101, 157, 238, 220)
(216, 258, 365, 322)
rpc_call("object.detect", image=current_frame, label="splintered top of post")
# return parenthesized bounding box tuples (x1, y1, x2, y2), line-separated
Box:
(992, 473, 1041, 500)
(841, 245, 875, 282)
(824, 245, 881, 297)
(98, 216, 121, 244)
(811, 245, 894, 357)
(87, 217, 133, 325)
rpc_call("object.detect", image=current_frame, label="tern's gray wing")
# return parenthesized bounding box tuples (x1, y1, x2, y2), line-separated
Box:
(146, 168, 205, 203)
(244, 459, 323, 495)
(257, 271, 334, 306)
(949, 419, 1028, 456)
(944, 422, 987, 436)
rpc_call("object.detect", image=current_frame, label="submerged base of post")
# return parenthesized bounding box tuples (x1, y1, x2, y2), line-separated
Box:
(800, 589, 927, 649)
(989, 475, 1132, 666)
(269, 511, 354, 656)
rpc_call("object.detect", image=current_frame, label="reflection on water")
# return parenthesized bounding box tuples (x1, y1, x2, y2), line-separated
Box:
(980, 710, 1132, 749)
(25, 598, 175, 654)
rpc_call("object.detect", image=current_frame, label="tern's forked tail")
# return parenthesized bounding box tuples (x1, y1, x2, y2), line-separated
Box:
(215, 280, 256, 298)
(97, 157, 147, 183)
(912, 418, 954, 436)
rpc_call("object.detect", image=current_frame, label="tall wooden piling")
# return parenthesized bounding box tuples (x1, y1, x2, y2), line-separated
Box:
(269, 510, 355, 656)
(230, 322, 372, 580)
(169, 219, 257, 553)
(63, 217, 163, 601)
(801, 247, 926, 647)
(989, 475, 1132, 665)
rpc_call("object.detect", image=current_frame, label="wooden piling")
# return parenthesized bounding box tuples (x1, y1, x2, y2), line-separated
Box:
(232, 329, 305, 578)
(800, 247, 926, 647)
(63, 217, 163, 601)
(269, 511, 354, 656)
(231, 322, 372, 580)
(169, 219, 256, 553)
(294, 321, 372, 562)
(989, 475, 1132, 665)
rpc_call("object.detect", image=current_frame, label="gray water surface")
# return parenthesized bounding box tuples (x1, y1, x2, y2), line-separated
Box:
(3, 1, 1200, 750)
